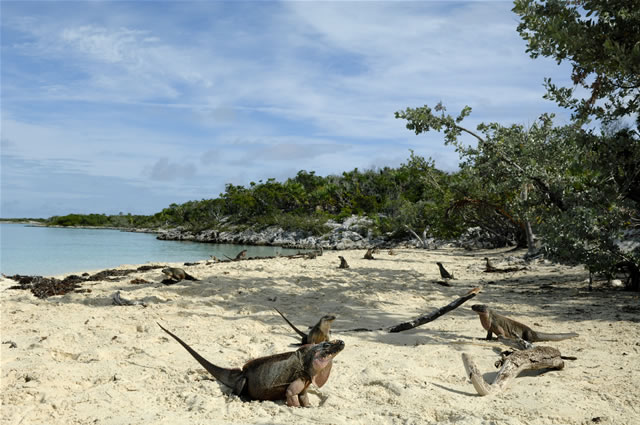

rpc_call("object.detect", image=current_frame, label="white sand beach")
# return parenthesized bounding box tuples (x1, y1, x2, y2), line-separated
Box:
(2, 248, 639, 425)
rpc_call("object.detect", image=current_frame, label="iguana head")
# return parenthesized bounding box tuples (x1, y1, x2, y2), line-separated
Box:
(471, 304, 488, 313)
(316, 315, 336, 337)
(319, 315, 336, 325)
(299, 340, 344, 375)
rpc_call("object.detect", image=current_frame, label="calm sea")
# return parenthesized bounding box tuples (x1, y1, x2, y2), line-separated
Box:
(0, 222, 301, 276)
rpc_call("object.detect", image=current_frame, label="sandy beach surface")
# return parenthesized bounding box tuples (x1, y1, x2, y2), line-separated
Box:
(2, 248, 639, 425)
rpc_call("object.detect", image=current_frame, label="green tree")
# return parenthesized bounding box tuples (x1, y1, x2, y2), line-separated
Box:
(514, 0, 639, 289)
(513, 0, 640, 126)
(395, 0, 640, 289)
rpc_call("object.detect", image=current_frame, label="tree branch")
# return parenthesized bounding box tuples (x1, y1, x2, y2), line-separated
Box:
(337, 287, 481, 333)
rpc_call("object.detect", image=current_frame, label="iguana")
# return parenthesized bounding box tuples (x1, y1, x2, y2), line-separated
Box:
(483, 257, 497, 272)
(161, 267, 198, 282)
(338, 256, 350, 269)
(436, 262, 455, 280)
(224, 249, 247, 261)
(482, 257, 525, 273)
(471, 304, 578, 342)
(157, 323, 344, 407)
(274, 308, 336, 345)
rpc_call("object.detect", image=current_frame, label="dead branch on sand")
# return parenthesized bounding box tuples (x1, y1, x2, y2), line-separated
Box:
(337, 287, 481, 333)
(462, 346, 565, 396)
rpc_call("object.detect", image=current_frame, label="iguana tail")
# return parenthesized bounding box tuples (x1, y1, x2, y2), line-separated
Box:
(533, 331, 579, 342)
(157, 323, 246, 395)
(184, 273, 198, 281)
(274, 308, 307, 339)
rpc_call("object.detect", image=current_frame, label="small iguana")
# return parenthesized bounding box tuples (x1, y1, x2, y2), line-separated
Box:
(483, 257, 497, 272)
(158, 323, 344, 407)
(471, 304, 578, 342)
(363, 249, 375, 260)
(338, 256, 350, 269)
(232, 249, 248, 261)
(162, 267, 198, 282)
(436, 262, 455, 280)
(274, 308, 336, 345)
(482, 257, 525, 273)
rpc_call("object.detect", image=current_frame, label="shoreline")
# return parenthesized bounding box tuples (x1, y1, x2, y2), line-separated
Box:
(2, 248, 638, 424)
(1, 217, 503, 252)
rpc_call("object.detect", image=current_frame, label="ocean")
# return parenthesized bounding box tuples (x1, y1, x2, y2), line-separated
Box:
(0, 222, 301, 276)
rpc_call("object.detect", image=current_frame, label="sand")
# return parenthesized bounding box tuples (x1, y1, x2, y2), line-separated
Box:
(1, 248, 639, 425)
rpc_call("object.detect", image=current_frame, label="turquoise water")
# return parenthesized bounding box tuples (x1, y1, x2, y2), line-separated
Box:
(0, 223, 300, 276)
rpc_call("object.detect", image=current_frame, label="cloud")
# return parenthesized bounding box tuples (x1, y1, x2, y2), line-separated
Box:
(200, 149, 223, 166)
(145, 158, 197, 181)
(251, 142, 340, 161)
(0, 1, 574, 218)
(60, 26, 152, 64)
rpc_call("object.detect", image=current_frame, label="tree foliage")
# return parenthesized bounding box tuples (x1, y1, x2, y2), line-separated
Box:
(397, 101, 639, 289)
(45, 158, 465, 241)
(513, 0, 640, 126)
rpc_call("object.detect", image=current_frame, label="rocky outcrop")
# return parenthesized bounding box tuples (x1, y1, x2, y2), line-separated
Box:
(154, 216, 505, 250)
(156, 216, 386, 249)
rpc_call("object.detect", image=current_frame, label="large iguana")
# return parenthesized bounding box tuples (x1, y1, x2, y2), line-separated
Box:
(471, 304, 578, 342)
(157, 323, 344, 407)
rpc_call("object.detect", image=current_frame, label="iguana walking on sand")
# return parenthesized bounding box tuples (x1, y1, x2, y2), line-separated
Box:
(471, 304, 578, 342)
(158, 323, 344, 407)
(162, 267, 198, 283)
(274, 308, 336, 345)
(436, 262, 455, 280)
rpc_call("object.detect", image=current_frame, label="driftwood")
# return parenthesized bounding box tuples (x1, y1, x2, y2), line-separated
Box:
(404, 225, 430, 249)
(462, 346, 564, 396)
(337, 287, 481, 333)
(111, 291, 146, 307)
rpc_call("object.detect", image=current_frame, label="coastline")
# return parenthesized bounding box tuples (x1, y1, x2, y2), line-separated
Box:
(2, 248, 638, 424)
(1, 216, 500, 252)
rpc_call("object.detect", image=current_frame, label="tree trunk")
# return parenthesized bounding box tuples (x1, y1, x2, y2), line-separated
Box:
(522, 184, 537, 255)
(405, 225, 429, 249)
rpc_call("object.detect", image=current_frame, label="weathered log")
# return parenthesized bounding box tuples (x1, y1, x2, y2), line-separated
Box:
(462, 346, 564, 396)
(337, 287, 481, 333)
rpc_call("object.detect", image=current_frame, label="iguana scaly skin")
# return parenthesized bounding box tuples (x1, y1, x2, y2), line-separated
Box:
(471, 304, 578, 342)
(274, 308, 336, 345)
(158, 323, 344, 407)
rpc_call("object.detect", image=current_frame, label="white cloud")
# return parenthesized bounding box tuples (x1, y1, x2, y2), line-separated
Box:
(146, 157, 197, 181)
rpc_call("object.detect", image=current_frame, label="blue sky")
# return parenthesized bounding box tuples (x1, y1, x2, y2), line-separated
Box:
(1, 1, 572, 218)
